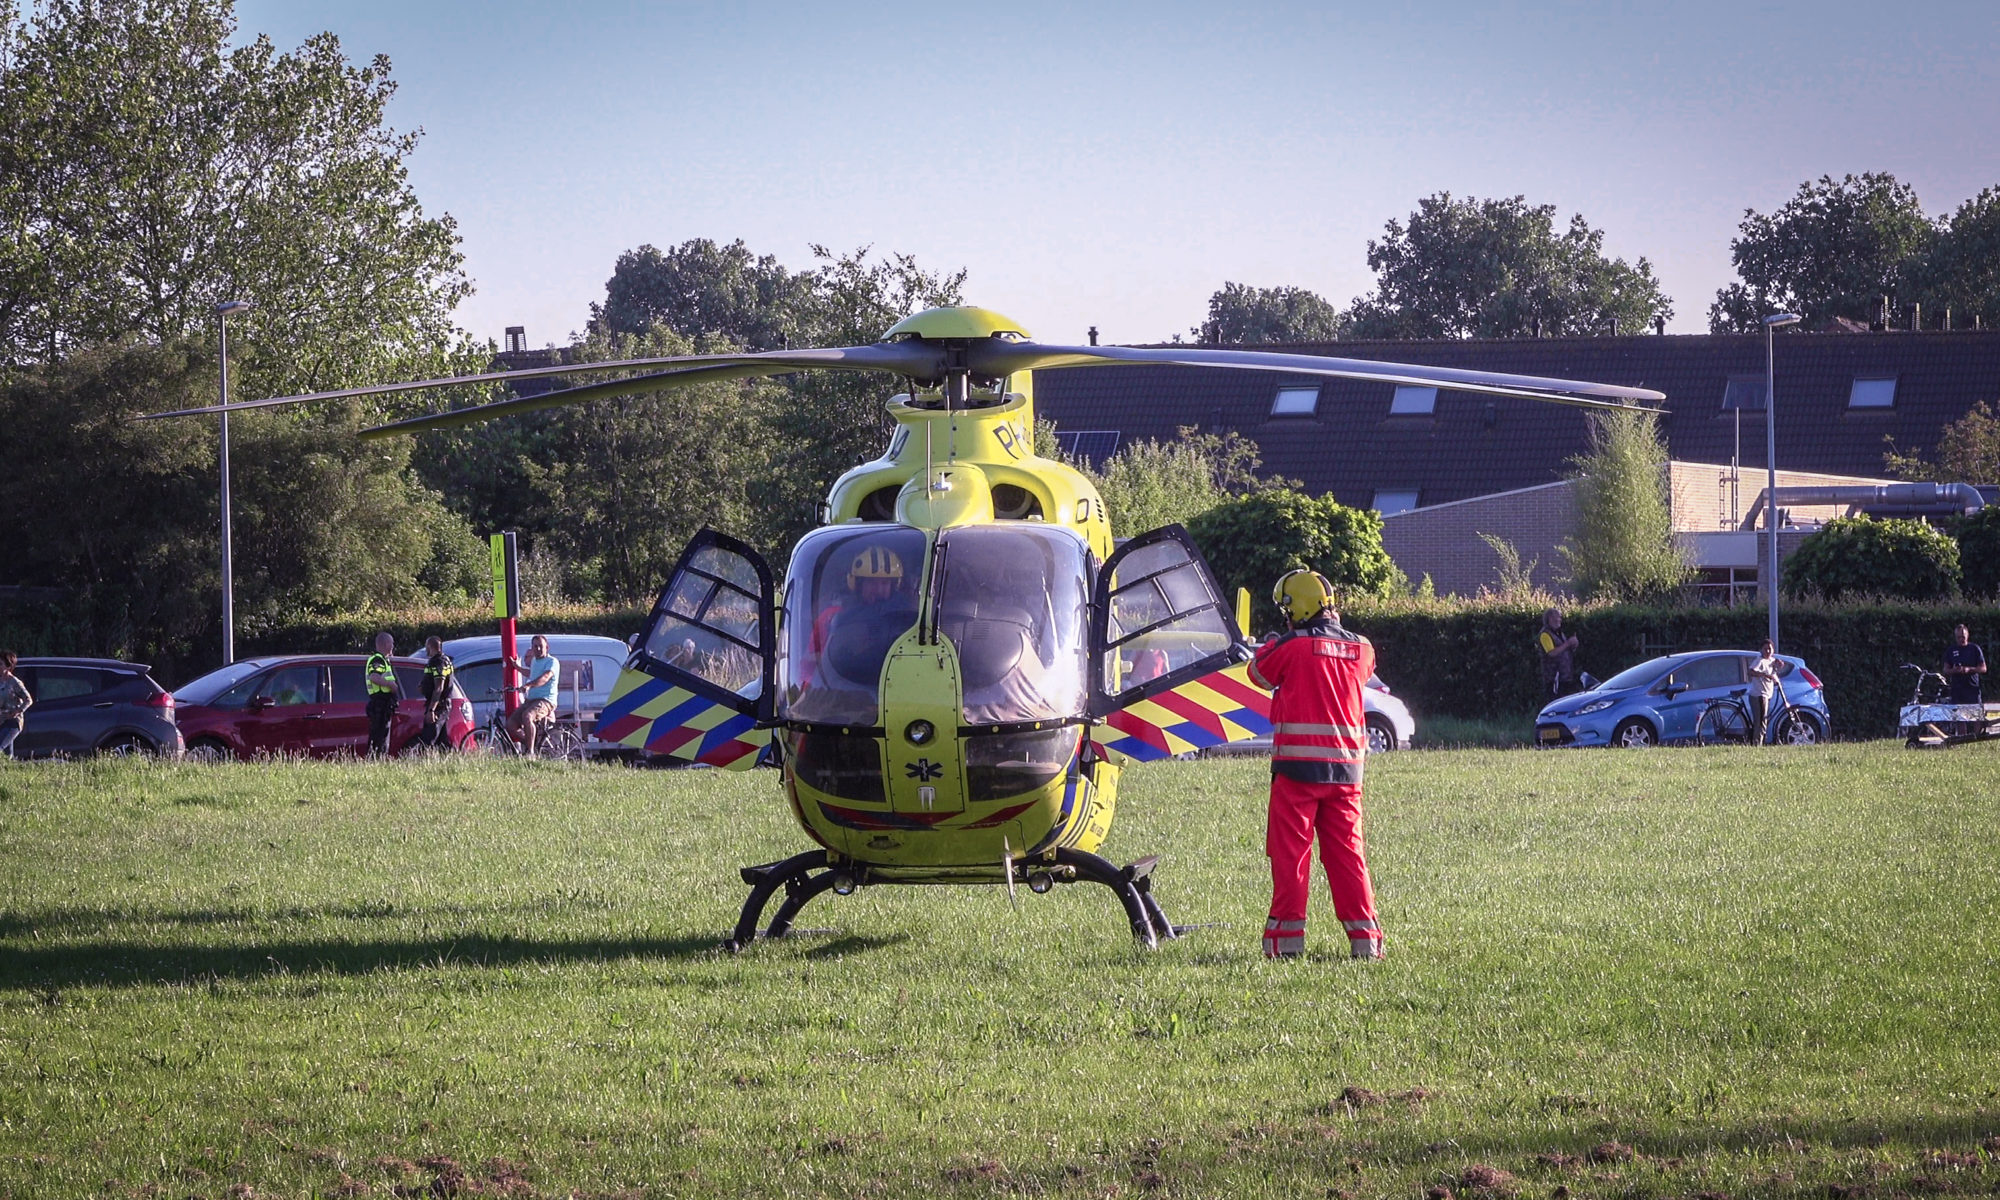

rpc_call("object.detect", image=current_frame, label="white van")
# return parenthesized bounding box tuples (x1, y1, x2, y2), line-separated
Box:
(439, 634, 635, 759)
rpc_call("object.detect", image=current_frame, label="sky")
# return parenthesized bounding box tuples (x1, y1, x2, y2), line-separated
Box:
(233, 0, 2000, 349)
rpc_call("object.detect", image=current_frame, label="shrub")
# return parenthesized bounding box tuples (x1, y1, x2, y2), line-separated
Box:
(1185, 490, 1400, 631)
(1781, 515, 1960, 600)
(1956, 506, 2000, 600)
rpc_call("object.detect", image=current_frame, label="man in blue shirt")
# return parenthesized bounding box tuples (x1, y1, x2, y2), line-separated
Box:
(1943, 624, 1987, 706)
(506, 634, 561, 755)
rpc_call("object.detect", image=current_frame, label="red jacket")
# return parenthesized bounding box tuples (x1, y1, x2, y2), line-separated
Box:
(1248, 615, 1374, 785)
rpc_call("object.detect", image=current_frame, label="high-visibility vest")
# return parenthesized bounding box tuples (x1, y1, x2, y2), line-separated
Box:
(365, 653, 397, 696)
(1248, 618, 1375, 786)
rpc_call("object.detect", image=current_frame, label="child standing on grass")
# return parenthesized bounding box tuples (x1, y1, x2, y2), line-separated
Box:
(0, 651, 31, 760)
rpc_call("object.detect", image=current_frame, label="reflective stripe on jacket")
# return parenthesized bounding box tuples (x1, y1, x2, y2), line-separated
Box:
(365, 653, 397, 696)
(1250, 617, 1374, 786)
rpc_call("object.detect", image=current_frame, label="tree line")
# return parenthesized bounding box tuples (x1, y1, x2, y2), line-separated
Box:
(5, 0, 1998, 678)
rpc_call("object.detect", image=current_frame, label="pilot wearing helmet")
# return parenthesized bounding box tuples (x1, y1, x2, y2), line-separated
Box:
(805, 544, 918, 693)
(1247, 569, 1383, 961)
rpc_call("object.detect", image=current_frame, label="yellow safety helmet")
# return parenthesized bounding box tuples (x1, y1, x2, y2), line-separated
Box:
(847, 545, 905, 590)
(1273, 568, 1335, 624)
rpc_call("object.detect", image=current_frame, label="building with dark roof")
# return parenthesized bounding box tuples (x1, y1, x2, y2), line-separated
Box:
(1032, 330, 2000, 514)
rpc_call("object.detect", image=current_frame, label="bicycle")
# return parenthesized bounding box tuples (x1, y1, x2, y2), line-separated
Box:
(1898, 663, 1999, 748)
(475, 687, 584, 760)
(1695, 684, 1815, 746)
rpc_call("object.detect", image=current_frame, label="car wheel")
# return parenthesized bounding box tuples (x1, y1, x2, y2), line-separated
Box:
(1611, 718, 1657, 748)
(185, 737, 233, 763)
(1774, 712, 1823, 745)
(97, 733, 153, 757)
(1365, 715, 1397, 753)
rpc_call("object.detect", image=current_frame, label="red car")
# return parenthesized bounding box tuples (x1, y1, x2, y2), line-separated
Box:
(173, 655, 473, 760)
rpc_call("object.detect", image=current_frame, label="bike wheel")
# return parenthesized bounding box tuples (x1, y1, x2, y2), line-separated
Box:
(474, 723, 518, 756)
(537, 726, 584, 761)
(1696, 701, 1753, 745)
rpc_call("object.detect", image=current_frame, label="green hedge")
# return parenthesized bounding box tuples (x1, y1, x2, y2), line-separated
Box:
(242, 604, 651, 664)
(1342, 598, 1999, 739)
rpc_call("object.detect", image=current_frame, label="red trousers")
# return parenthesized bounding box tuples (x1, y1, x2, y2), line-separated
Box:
(1264, 777, 1381, 958)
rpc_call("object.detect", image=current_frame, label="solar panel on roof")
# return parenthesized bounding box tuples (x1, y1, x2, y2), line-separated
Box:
(1056, 430, 1122, 467)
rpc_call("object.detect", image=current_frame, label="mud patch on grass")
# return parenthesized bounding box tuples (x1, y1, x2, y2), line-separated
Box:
(1454, 1164, 1516, 1196)
(1587, 1141, 1637, 1163)
(1320, 1085, 1432, 1115)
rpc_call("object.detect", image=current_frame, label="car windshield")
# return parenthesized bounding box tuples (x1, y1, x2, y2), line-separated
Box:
(174, 660, 264, 704)
(778, 525, 927, 725)
(933, 525, 1090, 724)
(1595, 658, 1675, 692)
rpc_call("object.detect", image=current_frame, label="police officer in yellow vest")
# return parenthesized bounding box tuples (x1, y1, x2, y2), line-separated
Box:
(365, 632, 400, 756)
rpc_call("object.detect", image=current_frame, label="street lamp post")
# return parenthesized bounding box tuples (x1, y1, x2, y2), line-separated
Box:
(1763, 312, 1801, 650)
(215, 299, 252, 664)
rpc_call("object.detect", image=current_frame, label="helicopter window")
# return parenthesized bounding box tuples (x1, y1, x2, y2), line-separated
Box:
(778, 525, 927, 726)
(933, 525, 1090, 725)
(642, 545, 764, 694)
(990, 483, 1044, 521)
(1101, 538, 1233, 700)
(856, 486, 900, 522)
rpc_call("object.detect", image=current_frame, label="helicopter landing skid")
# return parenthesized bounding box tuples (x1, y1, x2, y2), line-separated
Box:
(725, 847, 1180, 952)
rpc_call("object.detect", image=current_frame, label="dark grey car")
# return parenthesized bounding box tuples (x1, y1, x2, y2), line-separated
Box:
(12, 658, 183, 758)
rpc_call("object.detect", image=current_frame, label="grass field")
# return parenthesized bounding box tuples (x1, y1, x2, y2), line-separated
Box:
(2, 745, 1997, 1199)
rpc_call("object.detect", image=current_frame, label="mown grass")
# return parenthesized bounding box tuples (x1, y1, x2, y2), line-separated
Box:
(1, 745, 1996, 1199)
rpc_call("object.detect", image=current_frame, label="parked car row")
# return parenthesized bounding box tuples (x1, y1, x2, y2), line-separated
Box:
(8, 642, 1836, 760)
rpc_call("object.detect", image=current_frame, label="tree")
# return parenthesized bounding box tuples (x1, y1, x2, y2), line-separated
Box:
(1781, 515, 1959, 600)
(0, 341, 480, 673)
(1558, 408, 1690, 601)
(588, 238, 806, 349)
(1185, 491, 1401, 634)
(1708, 173, 1936, 333)
(0, 0, 471, 396)
(1955, 506, 2000, 600)
(516, 326, 781, 602)
(1072, 427, 1283, 536)
(1194, 283, 1346, 343)
(584, 240, 965, 555)
(1883, 400, 2000, 485)
(1345, 193, 1672, 339)
(1915, 186, 2000, 330)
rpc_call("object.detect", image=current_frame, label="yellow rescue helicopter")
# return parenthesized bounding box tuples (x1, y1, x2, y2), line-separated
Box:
(148, 305, 1663, 948)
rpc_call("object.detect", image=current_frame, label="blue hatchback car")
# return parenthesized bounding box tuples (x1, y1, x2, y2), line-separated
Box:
(1535, 650, 1830, 748)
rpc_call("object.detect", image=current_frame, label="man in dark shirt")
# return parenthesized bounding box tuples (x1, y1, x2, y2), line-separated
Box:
(1943, 624, 1987, 706)
(419, 636, 456, 748)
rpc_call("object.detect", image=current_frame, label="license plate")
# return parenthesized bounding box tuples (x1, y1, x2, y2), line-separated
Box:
(1537, 726, 1563, 742)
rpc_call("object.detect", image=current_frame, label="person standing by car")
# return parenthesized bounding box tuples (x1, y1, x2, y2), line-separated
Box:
(1247, 570, 1383, 961)
(506, 635, 560, 755)
(1944, 624, 1987, 706)
(1537, 607, 1579, 699)
(0, 651, 31, 760)
(419, 636, 456, 749)
(364, 633, 400, 756)
(1747, 639, 1781, 743)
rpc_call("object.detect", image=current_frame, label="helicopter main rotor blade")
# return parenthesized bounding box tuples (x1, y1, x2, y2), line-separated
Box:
(967, 342, 1667, 410)
(355, 341, 950, 440)
(139, 342, 946, 421)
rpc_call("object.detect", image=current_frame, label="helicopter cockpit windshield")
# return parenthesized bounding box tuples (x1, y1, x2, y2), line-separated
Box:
(933, 525, 1089, 725)
(779, 525, 927, 726)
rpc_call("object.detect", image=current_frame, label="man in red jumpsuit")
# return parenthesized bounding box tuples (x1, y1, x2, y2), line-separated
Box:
(1246, 569, 1383, 960)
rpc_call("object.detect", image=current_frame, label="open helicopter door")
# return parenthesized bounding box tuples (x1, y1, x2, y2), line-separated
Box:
(598, 529, 775, 769)
(1087, 526, 1270, 762)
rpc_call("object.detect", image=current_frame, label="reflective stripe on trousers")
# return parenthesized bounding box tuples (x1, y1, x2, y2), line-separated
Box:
(1263, 918, 1306, 958)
